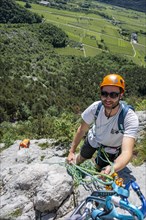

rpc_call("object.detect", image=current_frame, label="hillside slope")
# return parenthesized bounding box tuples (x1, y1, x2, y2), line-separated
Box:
(0, 0, 146, 124)
(0, 0, 42, 23)
(96, 0, 146, 12)
(1, 23, 146, 123)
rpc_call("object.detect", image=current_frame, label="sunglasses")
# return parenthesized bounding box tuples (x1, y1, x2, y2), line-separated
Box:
(101, 91, 120, 99)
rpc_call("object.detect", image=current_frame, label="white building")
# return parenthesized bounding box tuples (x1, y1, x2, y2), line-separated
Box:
(131, 33, 138, 43)
(39, 1, 50, 6)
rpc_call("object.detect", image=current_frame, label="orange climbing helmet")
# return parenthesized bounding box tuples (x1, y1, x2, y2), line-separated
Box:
(100, 74, 125, 92)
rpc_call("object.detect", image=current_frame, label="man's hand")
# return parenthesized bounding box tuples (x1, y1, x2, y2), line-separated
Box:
(101, 165, 112, 175)
(66, 152, 76, 164)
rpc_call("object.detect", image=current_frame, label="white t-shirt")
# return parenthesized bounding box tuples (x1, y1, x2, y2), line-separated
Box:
(81, 101, 139, 154)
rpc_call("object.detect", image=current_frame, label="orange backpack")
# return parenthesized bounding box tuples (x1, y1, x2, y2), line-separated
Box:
(19, 139, 30, 149)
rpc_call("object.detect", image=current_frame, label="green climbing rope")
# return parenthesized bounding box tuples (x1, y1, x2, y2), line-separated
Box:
(66, 160, 114, 189)
(66, 146, 116, 189)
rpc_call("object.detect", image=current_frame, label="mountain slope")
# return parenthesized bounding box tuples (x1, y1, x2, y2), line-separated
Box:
(0, 0, 42, 23)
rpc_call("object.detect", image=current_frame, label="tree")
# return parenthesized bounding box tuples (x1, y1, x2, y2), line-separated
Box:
(0, 0, 42, 23)
(36, 23, 69, 47)
(25, 2, 31, 8)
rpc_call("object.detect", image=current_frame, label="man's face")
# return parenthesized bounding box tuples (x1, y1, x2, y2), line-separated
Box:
(101, 85, 122, 109)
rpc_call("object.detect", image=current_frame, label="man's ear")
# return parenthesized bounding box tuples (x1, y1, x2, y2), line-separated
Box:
(120, 92, 124, 99)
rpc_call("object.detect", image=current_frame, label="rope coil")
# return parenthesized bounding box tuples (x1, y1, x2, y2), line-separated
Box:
(66, 160, 114, 191)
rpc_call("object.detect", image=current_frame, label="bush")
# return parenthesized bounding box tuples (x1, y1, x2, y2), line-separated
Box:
(132, 132, 146, 165)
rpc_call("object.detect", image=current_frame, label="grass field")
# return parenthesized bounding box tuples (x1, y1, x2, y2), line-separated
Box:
(133, 44, 146, 65)
(55, 46, 83, 56)
(17, 1, 146, 66)
(135, 34, 146, 45)
(84, 45, 103, 57)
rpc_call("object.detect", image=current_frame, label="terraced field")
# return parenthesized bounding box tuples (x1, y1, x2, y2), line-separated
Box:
(17, 1, 146, 66)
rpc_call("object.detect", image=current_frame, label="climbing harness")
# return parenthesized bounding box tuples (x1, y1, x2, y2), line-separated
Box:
(68, 180, 146, 220)
(95, 145, 116, 171)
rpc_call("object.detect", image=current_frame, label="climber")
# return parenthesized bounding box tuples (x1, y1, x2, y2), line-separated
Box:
(19, 139, 30, 150)
(67, 74, 139, 175)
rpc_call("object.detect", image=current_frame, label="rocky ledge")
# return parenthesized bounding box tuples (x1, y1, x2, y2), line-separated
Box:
(0, 111, 146, 220)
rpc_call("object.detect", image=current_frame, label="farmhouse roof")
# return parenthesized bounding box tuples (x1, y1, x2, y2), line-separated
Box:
(131, 33, 137, 37)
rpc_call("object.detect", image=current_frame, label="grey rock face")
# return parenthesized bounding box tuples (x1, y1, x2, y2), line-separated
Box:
(0, 140, 73, 220)
(0, 111, 146, 219)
